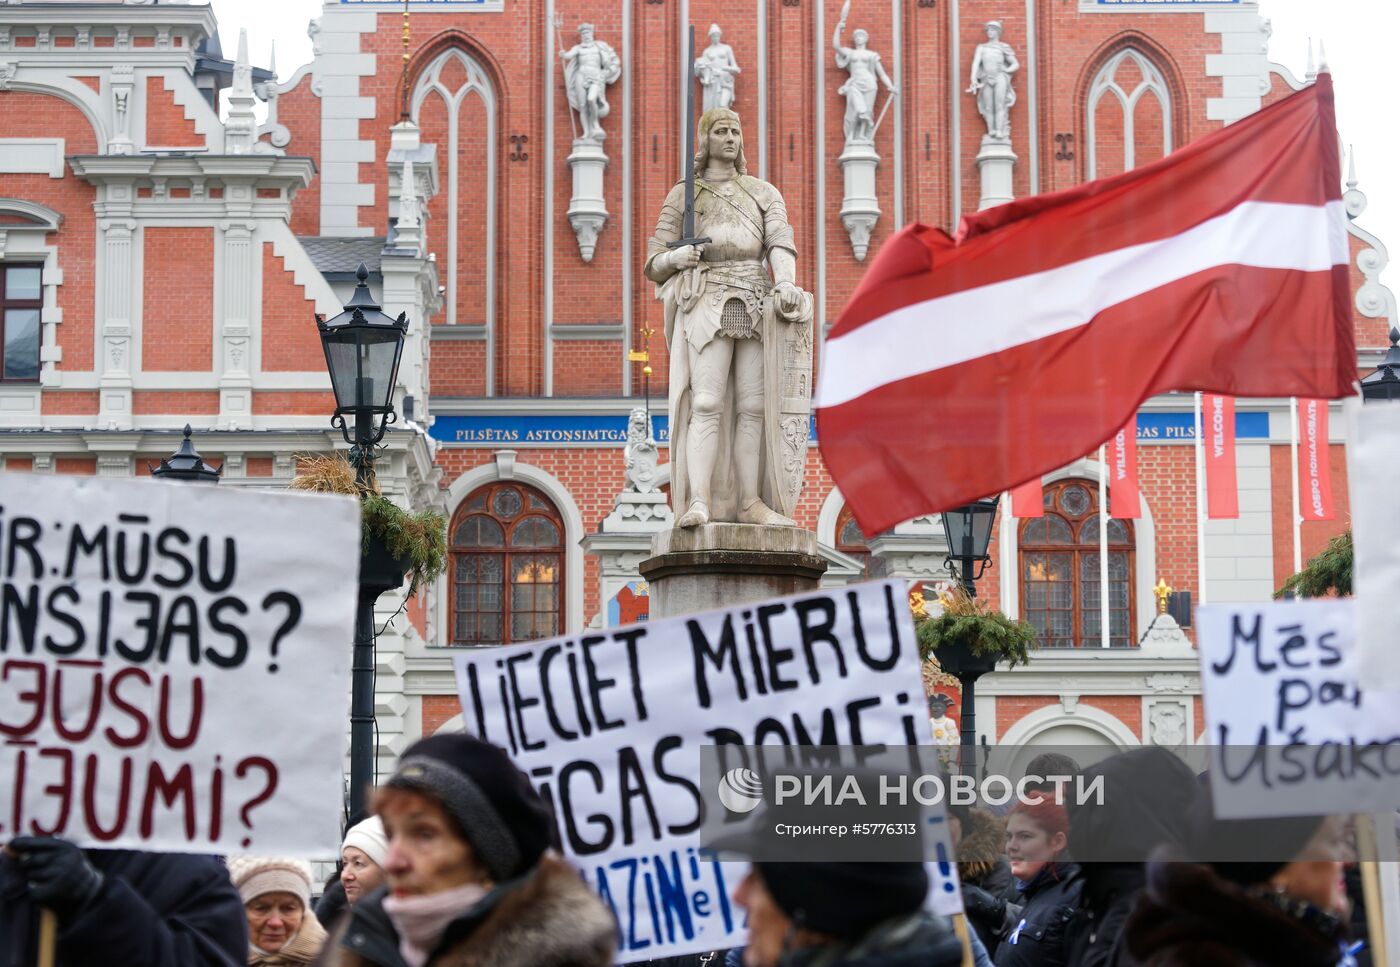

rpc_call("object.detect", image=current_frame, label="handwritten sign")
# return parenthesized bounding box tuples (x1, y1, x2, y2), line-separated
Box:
(453, 579, 945, 962)
(1198, 599, 1400, 818)
(0, 474, 359, 855)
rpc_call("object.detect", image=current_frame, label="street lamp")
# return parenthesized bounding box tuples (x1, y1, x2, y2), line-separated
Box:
(937, 496, 1001, 768)
(150, 425, 222, 483)
(318, 263, 409, 488)
(1360, 327, 1400, 403)
(318, 263, 409, 821)
(940, 497, 1000, 595)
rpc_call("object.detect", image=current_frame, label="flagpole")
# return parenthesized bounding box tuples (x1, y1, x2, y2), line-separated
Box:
(1194, 393, 1207, 606)
(1099, 445, 1109, 649)
(1290, 397, 1303, 573)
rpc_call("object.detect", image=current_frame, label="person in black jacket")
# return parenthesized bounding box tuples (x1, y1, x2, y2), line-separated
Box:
(1061, 747, 1200, 967)
(992, 798, 1083, 967)
(949, 801, 1020, 959)
(1, 837, 247, 967)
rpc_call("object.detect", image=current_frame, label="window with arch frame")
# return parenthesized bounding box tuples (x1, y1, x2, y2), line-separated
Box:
(834, 504, 874, 578)
(1019, 480, 1135, 648)
(449, 482, 564, 646)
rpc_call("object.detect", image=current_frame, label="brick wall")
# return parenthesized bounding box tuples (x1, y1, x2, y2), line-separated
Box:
(145, 75, 202, 148)
(422, 694, 465, 734)
(142, 227, 214, 371)
(1269, 441, 1350, 590)
(260, 243, 324, 371)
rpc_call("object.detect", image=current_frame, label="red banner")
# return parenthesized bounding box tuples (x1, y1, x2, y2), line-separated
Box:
(1109, 422, 1141, 519)
(1204, 394, 1239, 519)
(1010, 479, 1043, 518)
(1298, 398, 1334, 521)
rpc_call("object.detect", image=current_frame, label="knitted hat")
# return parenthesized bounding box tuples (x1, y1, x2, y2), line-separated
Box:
(342, 815, 389, 869)
(756, 861, 929, 940)
(227, 856, 313, 909)
(1184, 778, 1326, 885)
(384, 734, 555, 882)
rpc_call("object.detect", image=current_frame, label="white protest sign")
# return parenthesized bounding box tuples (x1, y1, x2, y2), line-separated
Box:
(1198, 598, 1400, 818)
(0, 473, 360, 855)
(1347, 398, 1400, 691)
(453, 579, 953, 963)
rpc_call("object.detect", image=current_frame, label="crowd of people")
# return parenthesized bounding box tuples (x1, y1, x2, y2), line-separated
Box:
(0, 738, 1373, 967)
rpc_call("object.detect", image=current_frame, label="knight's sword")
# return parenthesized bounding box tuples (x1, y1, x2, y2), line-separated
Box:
(669, 25, 711, 251)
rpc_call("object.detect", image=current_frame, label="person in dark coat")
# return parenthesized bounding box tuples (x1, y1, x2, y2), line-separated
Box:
(732, 861, 965, 966)
(1, 838, 247, 967)
(948, 801, 1020, 959)
(1062, 747, 1201, 967)
(314, 733, 615, 967)
(1123, 790, 1352, 967)
(991, 798, 1083, 967)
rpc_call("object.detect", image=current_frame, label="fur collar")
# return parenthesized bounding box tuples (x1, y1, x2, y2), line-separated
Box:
(957, 808, 1006, 883)
(319, 854, 616, 967)
(1124, 860, 1343, 967)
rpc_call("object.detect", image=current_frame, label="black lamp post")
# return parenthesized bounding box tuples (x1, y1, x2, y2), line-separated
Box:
(938, 497, 1001, 764)
(317, 263, 409, 820)
(1360, 327, 1400, 403)
(150, 425, 222, 483)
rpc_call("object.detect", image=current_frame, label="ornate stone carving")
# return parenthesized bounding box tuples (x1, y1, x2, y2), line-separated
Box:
(224, 29, 257, 154)
(832, 8, 894, 259)
(0, 62, 15, 91)
(623, 408, 662, 495)
(694, 24, 740, 112)
(1148, 700, 1188, 746)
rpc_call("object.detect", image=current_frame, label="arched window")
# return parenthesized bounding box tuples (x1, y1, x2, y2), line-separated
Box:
(835, 504, 873, 577)
(450, 482, 564, 645)
(1086, 48, 1173, 179)
(412, 47, 497, 392)
(1019, 480, 1135, 648)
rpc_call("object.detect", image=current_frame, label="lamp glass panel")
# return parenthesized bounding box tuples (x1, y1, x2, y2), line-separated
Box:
(357, 329, 401, 409)
(321, 330, 363, 409)
(970, 499, 999, 556)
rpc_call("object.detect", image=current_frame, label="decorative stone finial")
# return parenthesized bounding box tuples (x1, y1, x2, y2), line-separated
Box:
(224, 28, 257, 153)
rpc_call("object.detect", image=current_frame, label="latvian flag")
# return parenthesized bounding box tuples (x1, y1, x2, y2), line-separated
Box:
(817, 74, 1354, 535)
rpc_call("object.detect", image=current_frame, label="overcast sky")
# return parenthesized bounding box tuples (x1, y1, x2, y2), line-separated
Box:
(214, 1, 1395, 293)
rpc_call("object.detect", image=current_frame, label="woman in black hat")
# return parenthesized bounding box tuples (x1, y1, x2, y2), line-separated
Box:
(315, 734, 616, 967)
(1123, 795, 1352, 967)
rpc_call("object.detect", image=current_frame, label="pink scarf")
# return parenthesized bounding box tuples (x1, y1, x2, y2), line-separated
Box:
(382, 883, 489, 967)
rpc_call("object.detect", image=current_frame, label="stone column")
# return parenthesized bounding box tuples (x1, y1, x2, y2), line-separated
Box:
(838, 141, 880, 261)
(976, 138, 1017, 211)
(98, 218, 136, 429)
(641, 525, 827, 620)
(218, 221, 255, 428)
(566, 139, 609, 262)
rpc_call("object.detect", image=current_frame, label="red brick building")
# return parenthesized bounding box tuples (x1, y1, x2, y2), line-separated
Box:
(0, 0, 1392, 762)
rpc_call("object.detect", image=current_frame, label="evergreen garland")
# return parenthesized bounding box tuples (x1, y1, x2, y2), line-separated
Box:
(915, 590, 1036, 669)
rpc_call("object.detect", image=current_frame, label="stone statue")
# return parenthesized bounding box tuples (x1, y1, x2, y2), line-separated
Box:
(624, 408, 661, 494)
(645, 108, 814, 529)
(833, 14, 897, 146)
(560, 23, 621, 142)
(694, 24, 741, 112)
(928, 693, 960, 747)
(967, 20, 1019, 141)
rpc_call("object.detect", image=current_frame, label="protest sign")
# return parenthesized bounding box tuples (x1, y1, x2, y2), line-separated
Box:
(453, 579, 955, 962)
(1198, 599, 1400, 818)
(0, 473, 360, 855)
(1349, 398, 1400, 691)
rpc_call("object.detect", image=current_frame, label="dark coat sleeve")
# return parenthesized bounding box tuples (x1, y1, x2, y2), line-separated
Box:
(58, 852, 246, 967)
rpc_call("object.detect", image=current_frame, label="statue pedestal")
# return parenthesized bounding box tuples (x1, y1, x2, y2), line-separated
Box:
(566, 138, 609, 262)
(975, 137, 1017, 211)
(639, 524, 828, 620)
(838, 141, 882, 261)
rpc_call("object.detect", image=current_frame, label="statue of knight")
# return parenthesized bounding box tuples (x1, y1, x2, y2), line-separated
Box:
(644, 104, 814, 529)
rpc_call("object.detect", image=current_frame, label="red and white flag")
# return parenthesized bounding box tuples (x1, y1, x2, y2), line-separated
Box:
(1010, 479, 1043, 518)
(1204, 394, 1239, 519)
(1298, 398, 1334, 521)
(1108, 422, 1140, 519)
(816, 76, 1353, 535)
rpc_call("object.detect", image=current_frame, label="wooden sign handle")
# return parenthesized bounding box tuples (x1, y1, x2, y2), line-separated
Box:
(38, 907, 57, 967)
